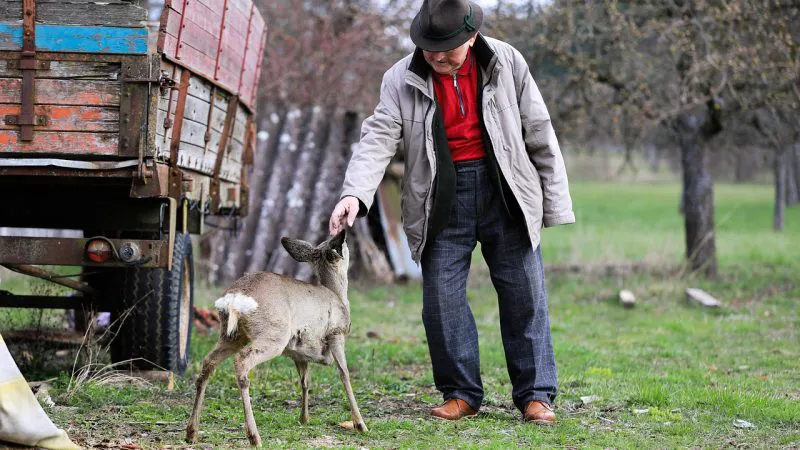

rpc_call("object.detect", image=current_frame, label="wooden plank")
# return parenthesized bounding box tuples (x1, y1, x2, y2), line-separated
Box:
(183, 0, 222, 50)
(686, 288, 722, 308)
(240, 13, 264, 107)
(35, 3, 147, 27)
(1, 0, 144, 26)
(0, 78, 120, 106)
(179, 93, 226, 134)
(0, 1, 22, 20)
(231, 104, 246, 146)
(164, 33, 215, 79)
(157, 6, 180, 58)
(0, 60, 120, 80)
(0, 23, 22, 51)
(235, 2, 254, 92)
(182, 19, 219, 63)
(228, 0, 250, 17)
(0, 104, 119, 132)
(0, 131, 118, 155)
(165, 0, 185, 16)
(0, 24, 148, 54)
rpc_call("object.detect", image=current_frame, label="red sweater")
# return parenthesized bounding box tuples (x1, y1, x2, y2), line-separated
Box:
(432, 50, 487, 162)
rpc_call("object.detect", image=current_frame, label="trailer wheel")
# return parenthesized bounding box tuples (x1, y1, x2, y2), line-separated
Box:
(111, 233, 194, 376)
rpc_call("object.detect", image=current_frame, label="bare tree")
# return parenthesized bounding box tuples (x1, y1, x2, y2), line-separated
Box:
(494, 0, 799, 276)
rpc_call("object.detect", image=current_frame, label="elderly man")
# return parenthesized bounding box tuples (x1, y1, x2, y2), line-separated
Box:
(329, 0, 574, 423)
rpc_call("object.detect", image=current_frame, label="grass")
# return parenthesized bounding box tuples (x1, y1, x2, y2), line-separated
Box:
(6, 181, 800, 448)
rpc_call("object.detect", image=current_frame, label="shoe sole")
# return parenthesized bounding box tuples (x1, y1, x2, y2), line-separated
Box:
(430, 413, 478, 421)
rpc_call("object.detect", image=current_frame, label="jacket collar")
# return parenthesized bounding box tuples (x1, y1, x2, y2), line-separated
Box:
(405, 33, 498, 97)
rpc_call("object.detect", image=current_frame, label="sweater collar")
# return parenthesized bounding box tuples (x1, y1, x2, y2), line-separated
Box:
(406, 33, 497, 92)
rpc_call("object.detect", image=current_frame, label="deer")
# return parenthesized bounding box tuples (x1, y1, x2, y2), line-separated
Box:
(185, 230, 367, 447)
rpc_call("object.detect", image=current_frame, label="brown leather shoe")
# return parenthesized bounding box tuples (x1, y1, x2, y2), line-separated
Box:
(430, 399, 478, 420)
(523, 400, 556, 424)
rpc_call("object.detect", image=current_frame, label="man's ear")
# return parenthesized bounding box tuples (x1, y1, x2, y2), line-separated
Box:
(281, 237, 318, 262)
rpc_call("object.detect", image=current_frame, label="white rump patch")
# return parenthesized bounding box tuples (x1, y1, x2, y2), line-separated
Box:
(215, 292, 258, 314)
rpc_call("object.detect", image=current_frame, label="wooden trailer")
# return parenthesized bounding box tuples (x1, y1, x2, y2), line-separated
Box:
(0, 0, 266, 374)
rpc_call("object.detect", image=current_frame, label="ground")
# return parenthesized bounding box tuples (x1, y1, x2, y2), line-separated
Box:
(6, 182, 800, 448)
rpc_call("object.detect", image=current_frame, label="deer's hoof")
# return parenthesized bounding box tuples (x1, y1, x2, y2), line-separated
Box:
(248, 433, 262, 447)
(356, 421, 368, 433)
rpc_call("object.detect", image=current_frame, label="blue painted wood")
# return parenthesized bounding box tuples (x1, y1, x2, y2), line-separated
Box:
(0, 24, 147, 54)
(0, 24, 23, 51)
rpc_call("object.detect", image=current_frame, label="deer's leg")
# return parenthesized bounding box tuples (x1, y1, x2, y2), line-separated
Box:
(186, 338, 243, 443)
(329, 335, 367, 433)
(294, 360, 311, 424)
(234, 345, 283, 447)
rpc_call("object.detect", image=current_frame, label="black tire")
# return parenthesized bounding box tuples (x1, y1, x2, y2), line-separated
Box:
(110, 232, 194, 375)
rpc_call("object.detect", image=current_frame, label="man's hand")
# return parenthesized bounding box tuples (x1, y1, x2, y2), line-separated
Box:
(329, 196, 360, 235)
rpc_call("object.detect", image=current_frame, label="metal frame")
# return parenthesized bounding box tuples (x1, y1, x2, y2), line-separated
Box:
(0, 236, 170, 268)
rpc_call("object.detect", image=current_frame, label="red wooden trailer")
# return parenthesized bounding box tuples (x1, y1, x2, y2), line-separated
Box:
(0, 0, 267, 374)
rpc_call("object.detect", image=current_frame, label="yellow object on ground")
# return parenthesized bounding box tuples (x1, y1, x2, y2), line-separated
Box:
(0, 335, 80, 450)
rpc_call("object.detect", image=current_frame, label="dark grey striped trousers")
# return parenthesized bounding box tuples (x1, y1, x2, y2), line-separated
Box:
(421, 158, 557, 412)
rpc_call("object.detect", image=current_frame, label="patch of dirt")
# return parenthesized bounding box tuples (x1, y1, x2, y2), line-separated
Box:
(305, 435, 341, 448)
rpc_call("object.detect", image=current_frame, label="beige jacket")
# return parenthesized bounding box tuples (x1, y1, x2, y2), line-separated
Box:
(341, 35, 574, 262)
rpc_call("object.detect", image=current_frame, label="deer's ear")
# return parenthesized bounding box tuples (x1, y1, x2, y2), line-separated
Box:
(327, 229, 346, 257)
(281, 237, 318, 262)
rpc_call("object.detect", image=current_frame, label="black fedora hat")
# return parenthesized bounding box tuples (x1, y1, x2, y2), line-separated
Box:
(410, 0, 484, 52)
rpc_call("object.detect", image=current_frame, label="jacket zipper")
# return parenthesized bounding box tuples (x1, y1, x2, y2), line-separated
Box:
(453, 73, 466, 117)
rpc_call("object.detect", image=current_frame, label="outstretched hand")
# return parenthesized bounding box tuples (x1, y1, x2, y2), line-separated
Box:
(329, 196, 360, 235)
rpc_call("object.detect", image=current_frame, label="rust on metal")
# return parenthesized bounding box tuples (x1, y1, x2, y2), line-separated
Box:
(0, 51, 125, 64)
(168, 69, 192, 198)
(174, 0, 190, 60)
(5, 59, 50, 71)
(119, 55, 152, 158)
(237, 3, 255, 93)
(1, 264, 95, 294)
(157, 0, 173, 55)
(130, 160, 170, 198)
(204, 86, 216, 144)
(209, 94, 239, 211)
(0, 236, 170, 268)
(250, 28, 267, 107)
(213, 0, 229, 81)
(4, 114, 48, 126)
(238, 117, 256, 216)
(19, 0, 39, 141)
(0, 166, 135, 178)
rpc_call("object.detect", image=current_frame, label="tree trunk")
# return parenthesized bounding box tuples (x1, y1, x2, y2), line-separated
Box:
(269, 107, 330, 275)
(676, 109, 719, 278)
(350, 216, 394, 283)
(296, 111, 359, 281)
(774, 151, 786, 231)
(221, 104, 287, 282)
(788, 141, 800, 207)
(246, 107, 311, 274)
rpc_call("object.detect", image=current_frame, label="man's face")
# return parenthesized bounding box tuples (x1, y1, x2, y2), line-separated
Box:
(422, 35, 478, 75)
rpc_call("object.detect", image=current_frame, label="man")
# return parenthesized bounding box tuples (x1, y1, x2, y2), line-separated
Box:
(329, 0, 574, 423)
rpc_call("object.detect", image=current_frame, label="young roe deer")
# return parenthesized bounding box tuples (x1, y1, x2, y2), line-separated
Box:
(185, 230, 367, 447)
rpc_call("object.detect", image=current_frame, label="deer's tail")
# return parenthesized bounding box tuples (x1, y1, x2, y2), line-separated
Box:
(214, 292, 258, 337)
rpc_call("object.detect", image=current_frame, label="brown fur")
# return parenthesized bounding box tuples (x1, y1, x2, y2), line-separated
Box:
(186, 231, 367, 447)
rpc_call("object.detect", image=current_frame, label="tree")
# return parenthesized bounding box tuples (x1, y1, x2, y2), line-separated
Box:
(211, 0, 407, 283)
(495, 0, 799, 277)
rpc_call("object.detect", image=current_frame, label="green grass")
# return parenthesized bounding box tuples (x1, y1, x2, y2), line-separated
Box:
(543, 182, 800, 271)
(9, 181, 800, 448)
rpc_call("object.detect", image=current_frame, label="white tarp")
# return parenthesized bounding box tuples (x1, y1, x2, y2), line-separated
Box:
(0, 334, 80, 449)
